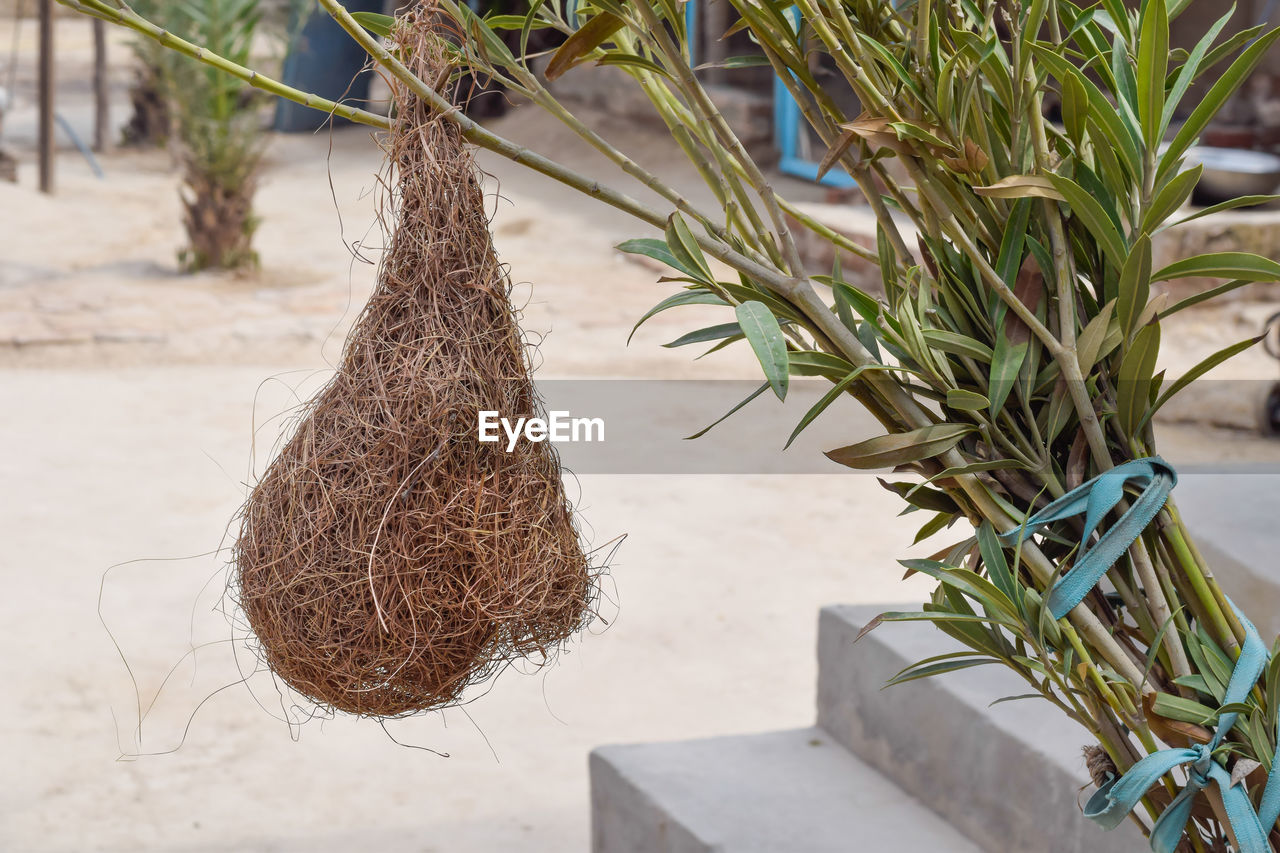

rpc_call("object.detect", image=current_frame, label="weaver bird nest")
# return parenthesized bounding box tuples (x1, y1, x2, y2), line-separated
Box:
(232, 17, 595, 718)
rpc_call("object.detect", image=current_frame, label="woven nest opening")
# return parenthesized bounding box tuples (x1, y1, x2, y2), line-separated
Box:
(232, 15, 597, 718)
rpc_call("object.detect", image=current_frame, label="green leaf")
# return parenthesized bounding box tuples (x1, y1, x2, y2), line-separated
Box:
(595, 53, 672, 78)
(1152, 692, 1219, 725)
(685, 381, 769, 439)
(545, 11, 625, 80)
(880, 479, 961, 514)
(663, 322, 741, 348)
(1077, 300, 1118, 372)
(351, 11, 396, 37)
(886, 657, 999, 687)
(1137, 336, 1263, 430)
(736, 301, 789, 400)
(1159, 279, 1255, 318)
(1061, 66, 1090, 146)
(1167, 194, 1280, 229)
(665, 214, 714, 284)
(1117, 234, 1152, 339)
(1033, 46, 1142, 178)
(1153, 252, 1280, 283)
(693, 54, 772, 71)
(1160, 26, 1280, 179)
(787, 351, 854, 380)
(977, 520, 1019, 606)
(1116, 323, 1161, 434)
(616, 237, 702, 279)
(1136, 0, 1169, 145)
(826, 424, 975, 470)
(902, 559, 1021, 619)
(916, 459, 1025, 492)
(921, 330, 994, 363)
(913, 510, 956, 544)
(629, 291, 727, 343)
(946, 388, 990, 411)
(988, 333, 1028, 415)
(1160, 7, 1233, 136)
(1141, 165, 1201, 234)
(1046, 174, 1128, 268)
(784, 365, 888, 449)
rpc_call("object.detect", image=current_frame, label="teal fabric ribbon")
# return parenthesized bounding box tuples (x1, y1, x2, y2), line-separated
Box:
(1084, 606, 1280, 852)
(999, 457, 1177, 619)
(999, 457, 1279, 849)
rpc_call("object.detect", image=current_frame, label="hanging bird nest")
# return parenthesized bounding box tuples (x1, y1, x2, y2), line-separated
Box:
(232, 15, 596, 718)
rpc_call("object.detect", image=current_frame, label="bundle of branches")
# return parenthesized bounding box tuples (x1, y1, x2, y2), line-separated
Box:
(233, 18, 595, 717)
(63, 0, 1280, 847)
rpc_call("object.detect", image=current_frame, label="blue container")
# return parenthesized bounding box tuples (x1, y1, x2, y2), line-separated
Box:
(274, 1, 387, 133)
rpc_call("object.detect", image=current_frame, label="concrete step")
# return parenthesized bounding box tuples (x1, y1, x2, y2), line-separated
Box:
(816, 604, 1145, 853)
(590, 727, 983, 853)
(1176, 473, 1280, 636)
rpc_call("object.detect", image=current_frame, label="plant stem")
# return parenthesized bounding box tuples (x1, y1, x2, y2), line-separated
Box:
(56, 0, 390, 129)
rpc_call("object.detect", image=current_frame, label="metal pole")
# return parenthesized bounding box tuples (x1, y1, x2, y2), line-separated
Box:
(38, 0, 53, 193)
(93, 18, 109, 153)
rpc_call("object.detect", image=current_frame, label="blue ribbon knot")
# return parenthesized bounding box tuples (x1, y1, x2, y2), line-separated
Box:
(1000, 457, 1177, 619)
(1000, 459, 1279, 850)
(1083, 607, 1280, 853)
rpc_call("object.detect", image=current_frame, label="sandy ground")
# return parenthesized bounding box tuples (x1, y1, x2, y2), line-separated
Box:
(3, 17, 1280, 853)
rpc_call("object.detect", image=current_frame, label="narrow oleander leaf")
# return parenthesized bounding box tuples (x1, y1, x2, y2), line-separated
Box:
(1116, 323, 1161, 434)
(1161, 26, 1280, 178)
(989, 332, 1028, 415)
(1117, 234, 1152, 339)
(663, 322, 742, 348)
(351, 11, 396, 37)
(1062, 70, 1088, 146)
(916, 459, 1025, 495)
(1137, 336, 1264, 430)
(786, 351, 855, 379)
(1141, 165, 1201, 234)
(1033, 46, 1142, 177)
(1166, 195, 1280, 229)
(784, 365, 886, 449)
(693, 54, 771, 71)
(1159, 280, 1254, 318)
(616, 237, 701, 279)
(826, 424, 975, 470)
(922, 329, 995, 363)
(1046, 174, 1128, 268)
(545, 11, 625, 79)
(1136, 0, 1169, 145)
(595, 53, 673, 78)
(628, 291, 727, 343)
(886, 657, 999, 687)
(881, 479, 962, 514)
(665, 214, 715, 283)
(736, 301, 789, 400)
(901, 559, 1021, 618)
(913, 510, 956, 544)
(685, 381, 770, 439)
(946, 388, 989, 411)
(1151, 693, 1219, 726)
(977, 520, 1018, 605)
(1077, 300, 1118, 372)
(1153, 252, 1280, 283)
(1161, 7, 1232, 136)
